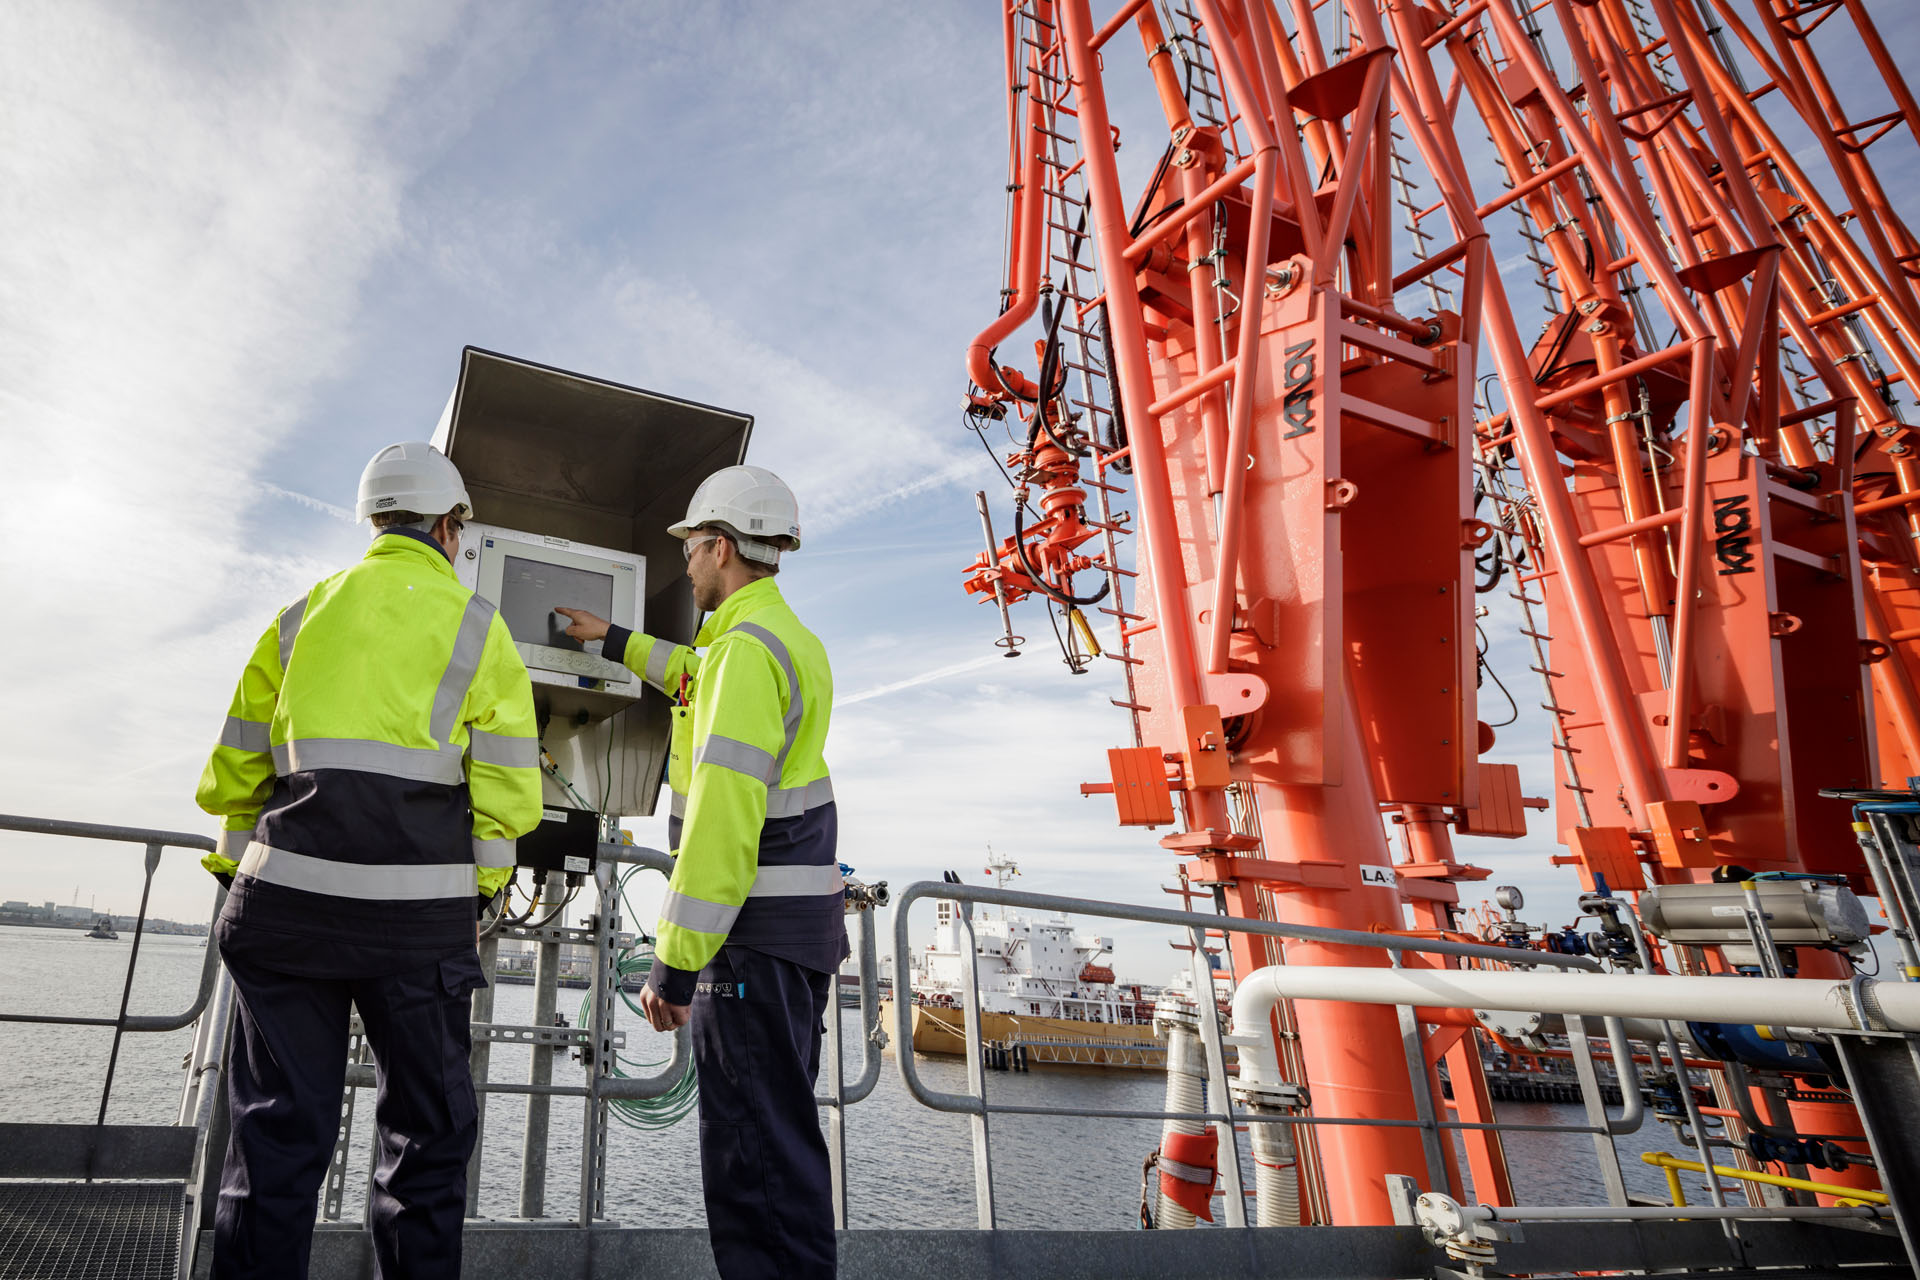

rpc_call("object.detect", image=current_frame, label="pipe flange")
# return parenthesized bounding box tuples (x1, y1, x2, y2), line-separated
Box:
(1415, 1191, 1470, 1246)
(1475, 1008, 1544, 1039)
(1154, 998, 1201, 1038)
(1230, 1078, 1309, 1111)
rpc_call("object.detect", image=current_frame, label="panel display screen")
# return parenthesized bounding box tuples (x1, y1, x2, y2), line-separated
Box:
(498, 555, 615, 652)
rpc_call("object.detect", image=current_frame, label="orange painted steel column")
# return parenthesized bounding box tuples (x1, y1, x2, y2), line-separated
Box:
(1189, 0, 1282, 676)
(1054, 0, 1229, 837)
(1864, 585, 1920, 782)
(1250, 674, 1437, 1225)
(1051, 0, 1200, 711)
(1177, 160, 1232, 499)
(1423, 20, 1669, 816)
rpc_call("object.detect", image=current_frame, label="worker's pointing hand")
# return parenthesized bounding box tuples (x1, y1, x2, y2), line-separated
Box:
(553, 607, 610, 642)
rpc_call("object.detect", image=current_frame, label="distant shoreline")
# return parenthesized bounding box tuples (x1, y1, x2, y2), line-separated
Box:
(0, 918, 209, 937)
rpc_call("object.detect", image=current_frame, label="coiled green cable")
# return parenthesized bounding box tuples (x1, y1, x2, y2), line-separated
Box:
(580, 865, 699, 1130)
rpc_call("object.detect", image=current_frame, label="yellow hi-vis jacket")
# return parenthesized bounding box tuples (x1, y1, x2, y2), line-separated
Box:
(196, 530, 542, 936)
(604, 576, 844, 1004)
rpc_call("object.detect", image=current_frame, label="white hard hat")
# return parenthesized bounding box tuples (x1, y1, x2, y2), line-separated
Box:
(354, 441, 473, 523)
(669, 465, 801, 565)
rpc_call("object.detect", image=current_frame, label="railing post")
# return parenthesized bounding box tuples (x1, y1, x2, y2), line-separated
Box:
(826, 924, 850, 1231)
(578, 859, 617, 1226)
(1565, 1014, 1630, 1206)
(91, 839, 164, 1167)
(956, 897, 997, 1228)
(519, 911, 561, 1217)
(1188, 926, 1247, 1227)
(1389, 953, 1454, 1194)
(467, 930, 498, 1218)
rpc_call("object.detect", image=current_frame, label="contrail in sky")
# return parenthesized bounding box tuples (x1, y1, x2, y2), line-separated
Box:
(835, 651, 1009, 708)
(260, 481, 354, 522)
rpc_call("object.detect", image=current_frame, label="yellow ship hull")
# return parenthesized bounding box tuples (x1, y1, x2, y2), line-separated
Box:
(881, 1000, 1166, 1070)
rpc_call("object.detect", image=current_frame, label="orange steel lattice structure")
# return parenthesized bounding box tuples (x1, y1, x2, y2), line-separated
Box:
(958, 0, 1919, 1227)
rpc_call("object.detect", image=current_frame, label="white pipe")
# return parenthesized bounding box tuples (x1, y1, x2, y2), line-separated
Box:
(1226, 989, 1300, 1227)
(1229, 965, 1920, 1037)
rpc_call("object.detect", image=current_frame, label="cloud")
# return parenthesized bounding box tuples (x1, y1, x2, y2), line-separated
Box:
(0, 1, 481, 913)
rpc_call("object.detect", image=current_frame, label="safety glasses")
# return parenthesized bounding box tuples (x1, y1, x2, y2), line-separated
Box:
(683, 533, 721, 562)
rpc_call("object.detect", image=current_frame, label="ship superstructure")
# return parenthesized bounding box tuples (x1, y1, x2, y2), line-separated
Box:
(911, 856, 1142, 1025)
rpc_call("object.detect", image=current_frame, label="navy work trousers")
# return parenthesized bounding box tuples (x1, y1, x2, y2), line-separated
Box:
(213, 946, 484, 1280)
(692, 945, 836, 1280)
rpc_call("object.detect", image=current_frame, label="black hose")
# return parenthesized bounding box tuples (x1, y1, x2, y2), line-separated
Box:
(1013, 498, 1111, 607)
(1034, 294, 1090, 459)
(1095, 303, 1133, 474)
(1129, 144, 1178, 238)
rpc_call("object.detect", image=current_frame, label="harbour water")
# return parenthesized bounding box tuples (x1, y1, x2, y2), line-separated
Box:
(1, 924, 1700, 1228)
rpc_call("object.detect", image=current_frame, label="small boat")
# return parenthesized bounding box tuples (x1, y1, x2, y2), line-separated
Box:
(85, 917, 118, 940)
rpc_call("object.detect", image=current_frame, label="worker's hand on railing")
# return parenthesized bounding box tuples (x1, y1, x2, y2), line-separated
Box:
(554, 607, 610, 642)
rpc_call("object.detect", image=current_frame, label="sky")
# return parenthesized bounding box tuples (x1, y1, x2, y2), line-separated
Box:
(3, 1, 1918, 985)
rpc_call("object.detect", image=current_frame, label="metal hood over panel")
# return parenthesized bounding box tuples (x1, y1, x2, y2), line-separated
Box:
(432, 345, 751, 625)
(430, 346, 753, 819)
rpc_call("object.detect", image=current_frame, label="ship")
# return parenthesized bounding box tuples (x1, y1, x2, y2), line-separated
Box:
(884, 855, 1164, 1070)
(84, 915, 118, 940)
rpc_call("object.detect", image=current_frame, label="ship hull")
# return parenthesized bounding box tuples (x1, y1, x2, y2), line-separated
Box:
(882, 1000, 1165, 1070)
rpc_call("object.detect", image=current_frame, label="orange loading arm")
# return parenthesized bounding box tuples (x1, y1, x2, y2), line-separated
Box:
(959, 0, 1920, 1223)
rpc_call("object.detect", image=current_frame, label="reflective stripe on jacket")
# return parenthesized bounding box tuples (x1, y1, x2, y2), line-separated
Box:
(195, 529, 542, 949)
(608, 576, 844, 1002)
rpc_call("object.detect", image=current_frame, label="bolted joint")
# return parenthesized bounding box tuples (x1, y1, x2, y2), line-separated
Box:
(1228, 1077, 1309, 1111)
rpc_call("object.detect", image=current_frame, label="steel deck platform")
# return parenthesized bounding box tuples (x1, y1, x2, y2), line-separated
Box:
(0, 1182, 183, 1280)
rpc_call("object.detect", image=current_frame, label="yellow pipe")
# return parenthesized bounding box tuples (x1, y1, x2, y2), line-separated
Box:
(1661, 1161, 1689, 1208)
(1641, 1152, 1890, 1206)
(1067, 607, 1103, 657)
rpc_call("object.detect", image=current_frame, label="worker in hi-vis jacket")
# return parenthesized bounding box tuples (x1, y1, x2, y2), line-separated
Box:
(195, 442, 542, 1280)
(557, 464, 845, 1280)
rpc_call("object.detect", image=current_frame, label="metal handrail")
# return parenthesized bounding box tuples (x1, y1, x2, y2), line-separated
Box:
(0, 812, 229, 1135)
(891, 878, 1600, 1119)
(0, 813, 225, 1033)
(889, 879, 1619, 1229)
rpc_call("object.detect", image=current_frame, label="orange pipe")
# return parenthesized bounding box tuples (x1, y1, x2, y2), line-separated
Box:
(964, 41, 1049, 396)
(1663, 340, 1717, 771)
(1193, 0, 1282, 677)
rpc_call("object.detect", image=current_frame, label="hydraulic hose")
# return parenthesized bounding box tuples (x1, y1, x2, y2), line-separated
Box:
(1033, 294, 1090, 459)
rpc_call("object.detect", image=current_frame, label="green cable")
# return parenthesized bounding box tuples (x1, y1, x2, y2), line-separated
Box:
(580, 865, 700, 1130)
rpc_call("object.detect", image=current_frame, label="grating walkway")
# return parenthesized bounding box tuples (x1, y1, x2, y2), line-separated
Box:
(0, 1182, 182, 1279)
